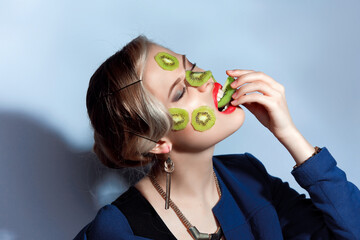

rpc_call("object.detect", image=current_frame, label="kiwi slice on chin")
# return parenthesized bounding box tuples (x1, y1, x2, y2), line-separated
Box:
(217, 76, 236, 108)
(191, 106, 216, 132)
(169, 108, 189, 131)
(185, 70, 212, 87)
(154, 52, 179, 71)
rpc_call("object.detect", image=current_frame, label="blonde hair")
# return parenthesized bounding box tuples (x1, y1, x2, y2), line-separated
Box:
(86, 36, 172, 168)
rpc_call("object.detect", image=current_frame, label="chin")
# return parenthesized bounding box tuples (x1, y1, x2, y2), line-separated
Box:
(218, 119, 244, 144)
(217, 105, 245, 133)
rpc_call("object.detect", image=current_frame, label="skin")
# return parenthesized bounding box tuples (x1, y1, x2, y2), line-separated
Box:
(135, 44, 314, 239)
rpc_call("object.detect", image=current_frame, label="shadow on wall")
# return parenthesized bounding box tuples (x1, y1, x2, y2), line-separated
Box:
(0, 111, 147, 239)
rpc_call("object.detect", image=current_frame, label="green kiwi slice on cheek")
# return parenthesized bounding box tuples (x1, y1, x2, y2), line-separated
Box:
(154, 52, 179, 71)
(191, 106, 216, 132)
(169, 108, 189, 131)
(169, 106, 216, 132)
(185, 70, 212, 87)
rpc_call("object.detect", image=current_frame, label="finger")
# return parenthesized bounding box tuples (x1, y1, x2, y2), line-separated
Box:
(226, 69, 255, 77)
(232, 80, 281, 99)
(231, 93, 274, 110)
(231, 72, 284, 92)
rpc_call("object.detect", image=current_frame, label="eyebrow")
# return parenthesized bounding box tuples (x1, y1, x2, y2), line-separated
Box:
(168, 54, 186, 99)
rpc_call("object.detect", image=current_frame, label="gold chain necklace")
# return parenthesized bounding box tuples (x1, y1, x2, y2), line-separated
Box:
(149, 170, 223, 240)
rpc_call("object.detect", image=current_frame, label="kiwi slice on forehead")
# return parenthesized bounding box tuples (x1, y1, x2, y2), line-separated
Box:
(185, 70, 212, 87)
(154, 52, 179, 71)
(191, 106, 216, 132)
(169, 108, 189, 131)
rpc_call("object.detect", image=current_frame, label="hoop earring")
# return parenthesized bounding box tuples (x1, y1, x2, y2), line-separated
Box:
(164, 157, 174, 209)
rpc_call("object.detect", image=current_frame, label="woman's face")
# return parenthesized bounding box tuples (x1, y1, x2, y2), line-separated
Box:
(143, 44, 245, 152)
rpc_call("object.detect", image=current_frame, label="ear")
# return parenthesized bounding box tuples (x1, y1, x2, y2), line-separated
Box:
(149, 138, 172, 154)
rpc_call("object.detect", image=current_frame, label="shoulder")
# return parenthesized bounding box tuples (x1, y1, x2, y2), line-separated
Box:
(73, 204, 135, 240)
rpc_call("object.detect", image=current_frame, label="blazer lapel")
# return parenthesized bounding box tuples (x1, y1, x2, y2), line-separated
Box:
(213, 156, 284, 240)
(212, 164, 254, 239)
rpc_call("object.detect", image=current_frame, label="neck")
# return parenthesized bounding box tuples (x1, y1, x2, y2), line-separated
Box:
(154, 146, 218, 206)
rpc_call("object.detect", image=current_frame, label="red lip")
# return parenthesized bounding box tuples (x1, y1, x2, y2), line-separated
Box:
(213, 82, 236, 114)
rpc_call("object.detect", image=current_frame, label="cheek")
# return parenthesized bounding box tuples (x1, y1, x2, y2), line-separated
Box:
(169, 106, 217, 133)
(168, 109, 245, 152)
(168, 127, 221, 151)
(167, 105, 245, 150)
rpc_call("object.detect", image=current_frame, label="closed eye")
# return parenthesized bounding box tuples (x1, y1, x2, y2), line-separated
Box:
(172, 57, 195, 102)
(173, 86, 186, 101)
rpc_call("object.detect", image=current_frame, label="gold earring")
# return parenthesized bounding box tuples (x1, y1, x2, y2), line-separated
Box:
(164, 157, 174, 209)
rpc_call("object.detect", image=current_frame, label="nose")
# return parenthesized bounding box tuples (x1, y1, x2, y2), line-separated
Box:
(197, 77, 213, 93)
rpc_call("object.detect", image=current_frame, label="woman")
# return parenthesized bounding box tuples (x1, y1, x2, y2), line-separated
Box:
(74, 36, 360, 239)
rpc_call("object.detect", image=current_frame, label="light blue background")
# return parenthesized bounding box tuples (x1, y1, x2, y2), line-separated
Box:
(1, 1, 359, 239)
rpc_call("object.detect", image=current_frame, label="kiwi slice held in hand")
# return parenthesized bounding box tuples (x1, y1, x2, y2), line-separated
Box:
(169, 108, 189, 131)
(217, 76, 236, 108)
(155, 52, 179, 71)
(185, 70, 212, 87)
(191, 106, 216, 132)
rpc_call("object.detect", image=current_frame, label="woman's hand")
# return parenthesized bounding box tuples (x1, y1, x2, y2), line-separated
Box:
(227, 69, 315, 165)
(227, 70, 295, 139)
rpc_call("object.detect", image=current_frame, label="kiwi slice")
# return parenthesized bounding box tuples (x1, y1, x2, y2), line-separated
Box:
(191, 106, 216, 132)
(185, 70, 212, 87)
(217, 76, 236, 108)
(169, 108, 189, 131)
(154, 52, 179, 71)
(211, 74, 217, 83)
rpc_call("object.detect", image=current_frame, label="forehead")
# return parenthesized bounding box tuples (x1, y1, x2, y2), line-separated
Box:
(142, 45, 183, 104)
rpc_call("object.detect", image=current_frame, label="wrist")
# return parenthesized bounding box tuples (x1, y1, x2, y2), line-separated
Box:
(274, 125, 300, 144)
(275, 127, 315, 165)
(293, 146, 321, 169)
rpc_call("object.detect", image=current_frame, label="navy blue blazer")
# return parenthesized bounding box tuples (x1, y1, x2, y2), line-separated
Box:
(74, 148, 360, 239)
